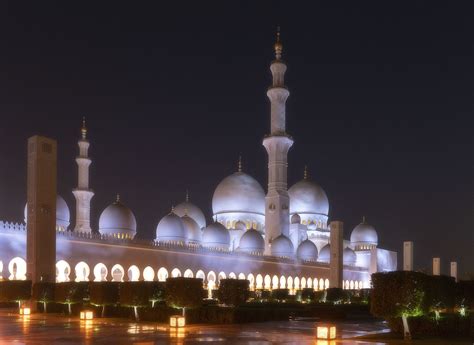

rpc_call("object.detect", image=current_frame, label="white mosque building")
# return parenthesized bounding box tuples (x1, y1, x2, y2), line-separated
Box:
(0, 34, 397, 292)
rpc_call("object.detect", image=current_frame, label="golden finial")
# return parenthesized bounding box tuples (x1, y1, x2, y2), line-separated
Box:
(362, 216, 366, 223)
(304, 165, 308, 180)
(116, 193, 120, 203)
(185, 189, 189, 202)
(274, 26, 283, 60)
(81, 116, 87, 139)
(238, 155, 242, 172)
(171, 205, 175, 213)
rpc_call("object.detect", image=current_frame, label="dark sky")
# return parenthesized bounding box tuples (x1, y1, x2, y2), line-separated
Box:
(0, 2, 472, 277)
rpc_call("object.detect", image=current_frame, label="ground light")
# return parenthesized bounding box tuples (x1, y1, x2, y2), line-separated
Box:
(80, 310, 94, 320)
(170, 315, 186, 327)
(316, 324, 336, 340)
(19, 307, 31, 315)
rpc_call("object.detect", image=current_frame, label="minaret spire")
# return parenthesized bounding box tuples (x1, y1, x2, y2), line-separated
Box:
(304, 165, 308, 180)
(263, 29, 294, 254)
(238, 155, 242, 172)
(72, 118, 95, 233)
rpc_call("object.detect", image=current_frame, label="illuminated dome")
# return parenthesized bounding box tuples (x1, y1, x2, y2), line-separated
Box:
(290, 213, 301, 224)
(234, 221, 247, 231)
(212, 170, 265, 229)
(318, 243, 330, 263)
(288, 171, 329, 226)
(99, 196, 137, 238)
(174, 198, 206, 229)
(343, 247, 357, 265)
(202, 222, 230, 250)
(156, 211, 187, 243)
(350, 218, 378, 247)
(238, 229, 264, 254)
(270, 234, 294, 258)
(24, 195, 70, 231)
(181, 215, 202, 244)
(296, 239, 318, 262)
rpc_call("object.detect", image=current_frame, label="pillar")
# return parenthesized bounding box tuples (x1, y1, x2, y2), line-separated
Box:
(329, 221, 343, 288)
(403, 241, 413, 271)
(450, 261, 458, 282)
(433, 257, 441, 276)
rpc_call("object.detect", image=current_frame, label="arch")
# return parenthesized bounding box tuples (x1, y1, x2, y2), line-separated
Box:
(127, 265, 140, 281)
(359, 280, 363, 289)
(279, 275, 286, 289)
(207, 271, 216, 284)
(256, 274, 263, 289)
(196, 270, 205, 281)
(56, 260, 71, 283)
(324, 278, 330, 290)
(319, 278, 324, 291)
(218, 271, 226, 283)
(238, 273, 246, 280)
(184, 269, 194, 278)
(354, 281, 359, 290)
(171, 268, 182, 278)
(143, 266, 155, 281)
(157, 267, 168, 282)
(93, 263, 108, 282)
(301, 277, 307, 289)
(272, 275, 279, 290)
(350, 280, 354, 290)
(345, 280, 350, 290)
(8, 257, 26, 280)
(0, 260, 3, 279)
(247, 273, 255, 290)
(313, 278, 318, 291)
(264, 275, 271, 290)
(228, 272, 237, 279)
(307, 277, 312, 289)
(294, 277, 300, 290)
(75, 262, 90, 282)
(287, 276, 293, 290)
(111, 264, 125, 282)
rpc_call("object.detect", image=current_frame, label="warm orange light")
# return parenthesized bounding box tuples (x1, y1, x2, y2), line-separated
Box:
(169, 315, 185, 327)
(80, 310, 94, 320)
(19, 307, 31, 315)
(316, 325, 336, 340)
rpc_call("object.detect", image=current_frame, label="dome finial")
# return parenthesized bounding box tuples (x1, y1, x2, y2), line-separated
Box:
(185, 189, 189, 202)
(115, 193, 120, 203)
(171, 205, 175, 213)
(304, 165, 308, 180)
(81, 116, 87, 139)
(238, 155, 243, 172)
(362, 215, 366, 223)
(274, 26, 283, 60)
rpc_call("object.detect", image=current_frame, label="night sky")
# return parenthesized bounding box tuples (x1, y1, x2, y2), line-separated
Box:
(0, 2, 472, 277)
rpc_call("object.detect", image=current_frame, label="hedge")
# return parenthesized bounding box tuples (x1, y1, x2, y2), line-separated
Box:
(55, 282, 89, 315)
(217, 279, 249, 306)
(0, 280, 32, 307)
(89, 282, 119, 317)
(165, 277, 205, 315)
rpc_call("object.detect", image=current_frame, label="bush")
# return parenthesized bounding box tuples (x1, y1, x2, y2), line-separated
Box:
(426, 275, 456, 316)
(271, 289, 289, 302)
(301, 288, 315, 302)
(32, 282, 55, 312)
(0, 280, 32, 308)
(254, 289, 271, 301)
(326, 288, 347, 304)
(120, 282, 154, 321)
(456, 280, 474, 309)
(55, 282, 89, 315)
(165, 277, 205, 315)
(217, 279, 249, 306)
(149, 282, 166, 307)
(89, 282, 119, 317)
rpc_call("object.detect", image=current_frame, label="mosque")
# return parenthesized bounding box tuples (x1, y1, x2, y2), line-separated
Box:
(0, 34, 397, 293)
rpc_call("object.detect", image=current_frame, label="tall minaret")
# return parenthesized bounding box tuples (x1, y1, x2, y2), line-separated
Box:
(263, 29, 294, 254)
(72, 118, 94, 233)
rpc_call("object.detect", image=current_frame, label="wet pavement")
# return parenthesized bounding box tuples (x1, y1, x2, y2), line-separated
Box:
(0, 309, 405, 344)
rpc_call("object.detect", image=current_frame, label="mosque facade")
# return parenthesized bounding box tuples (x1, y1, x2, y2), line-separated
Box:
(0, 36, 397, 293)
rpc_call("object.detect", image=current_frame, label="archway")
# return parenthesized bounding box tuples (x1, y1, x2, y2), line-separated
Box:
(287, 276, 293, 291)
(75, 262, 90, 282)
(196, 270, 205, 284)
(313, 278, 318, 291)
(171, 268, 182, 278)
(324, 278, 330, 289)
(247, 274, 255, 290)
(143, 266, 155, 281)
(294, 277, 300, 290)
(350, 280, 354, 290)
(111, 264, 125, 282)
(8, 257, 26, 280)
(157, 267, 168, 282)
(319, 278, 324, 291)
(127, 265, 140, 281)
(184, 269, 194, 278)
(272, 275, 279, 290)
(218, 271, 226, 283)
(93, 263, 108, 282)
(238, 273, 246, 280)
(307, 277, 312, 289)
(264, 275, 271, 290)
(56, 260, 71, 282)
(228, 272, 236, 279)
(279, 276, 286, 289)
(301, 277, 307, 289)
(255, 274, 263, 289)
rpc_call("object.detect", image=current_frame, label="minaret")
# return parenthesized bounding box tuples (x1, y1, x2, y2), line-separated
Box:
(263, 29, 294, 254)
(72, 117, 94, 232)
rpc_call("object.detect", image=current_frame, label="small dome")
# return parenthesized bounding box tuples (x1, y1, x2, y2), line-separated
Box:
(156, 212, 187, 243)
(174, 200, 206, 229)
(212, 172, 265, 216)
(99, 197, 137, 238)
(343, 247, 357, 265)
(350, 219, 378, 246)
(289, 178, 329, 217)
(238, 229, 264, 254)
(296, 239, 318, 262)
(24, 195, 70, 231)
(234, 221, 247, 231)
(290, 213, 301, 224)
(202, 222, 230, 249)
(318, 243, 330, 263)
(181, 215, 202, 244)
(270, 234, 294, 258)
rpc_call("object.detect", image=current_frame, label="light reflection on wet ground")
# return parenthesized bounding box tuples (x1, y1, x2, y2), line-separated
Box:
(0, 310, 392, 344)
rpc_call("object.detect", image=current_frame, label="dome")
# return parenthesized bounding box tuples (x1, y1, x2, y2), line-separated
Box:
(24, 195, 70, 231)
(343, 247, 357, 265)
(270, 234, 294, 258)
(289, 178, 329, 220)
(202, 222, 230, 249)
(212, 172, 265, 216)
(238, 229, 264, 254)
(156, 212, 187, 243)
(181, 215, 202, 244)
(99, 198, 137, 238)
(318, 243, 330, 263)
(296, 239, 318, 262)
(350, 219, 378, 246)
(173, 200, 206, 229)
(290, 213, 301, 224)
(234, 221, 247, 231)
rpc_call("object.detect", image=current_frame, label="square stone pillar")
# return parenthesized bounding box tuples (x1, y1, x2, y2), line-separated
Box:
(26, 136, 57, 283)
(329, 221, 343, 288)
(450, 261, 457, 282)
(433, 257, 441, 276)
(403, 241, 413, 271)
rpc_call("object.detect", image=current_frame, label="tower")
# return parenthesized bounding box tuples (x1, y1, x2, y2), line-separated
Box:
(403, 241, 414, 271)
(72, 118, 94, 232)
(26, 136, 57, 283)
(263, 29, 294, 254)
(329, 221, 343, 288)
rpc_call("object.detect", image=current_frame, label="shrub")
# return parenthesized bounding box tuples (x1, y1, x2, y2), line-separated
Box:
(120, 281, 154, 321)
(326, 288, 346, 304)
(32, 282, 55, 312)
(456, 280, 474, 309)
(271, 289, 289, 302)
(149, 282, 166, 307)
(426, 275, 456, 317)
(165, 277, 205, 315)
(301, 288, 315, 302)
(0, 280, 32, 308)
(89, 282, 120, 317)
(217, 279, 249, 306)
(55, 282, 89, 315)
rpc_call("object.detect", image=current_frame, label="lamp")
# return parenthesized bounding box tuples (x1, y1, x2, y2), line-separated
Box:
(19, 307, 31, 315)
(169, 315, 185, 327)
(316, 324, 336, 340)
(80, 310, 94, 320)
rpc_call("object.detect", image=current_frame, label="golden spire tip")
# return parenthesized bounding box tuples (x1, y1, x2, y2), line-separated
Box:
(81, 116, 87, 139)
